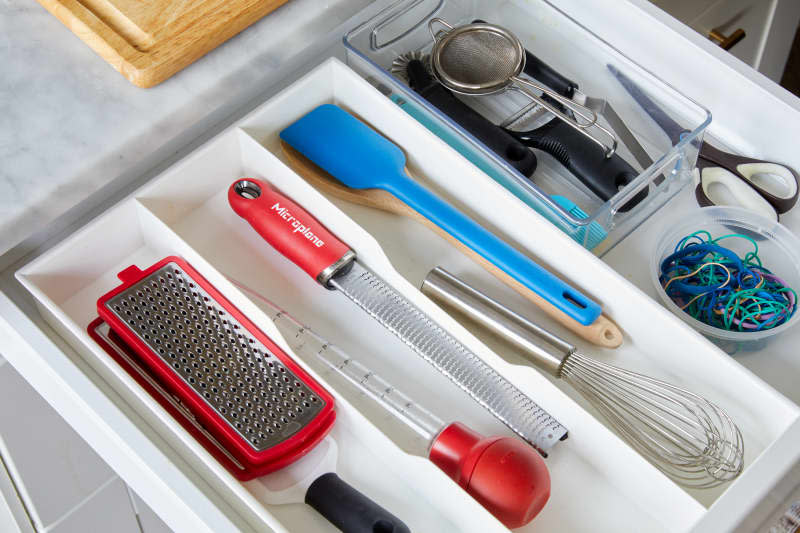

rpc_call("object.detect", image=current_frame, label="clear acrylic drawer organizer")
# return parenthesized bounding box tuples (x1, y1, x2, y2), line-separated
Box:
(344, 0, 711, 255)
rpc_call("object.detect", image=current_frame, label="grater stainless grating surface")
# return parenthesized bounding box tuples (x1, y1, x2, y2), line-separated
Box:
(103, 262, 324, 452)
(330, 261, 567, 452)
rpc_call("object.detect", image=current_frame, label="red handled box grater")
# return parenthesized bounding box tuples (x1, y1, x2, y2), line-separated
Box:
(93, 256, 335, 480)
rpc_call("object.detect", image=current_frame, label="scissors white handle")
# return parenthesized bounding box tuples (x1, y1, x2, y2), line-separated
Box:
(735, 162, 799, 201)
(695, 166, 778, 221)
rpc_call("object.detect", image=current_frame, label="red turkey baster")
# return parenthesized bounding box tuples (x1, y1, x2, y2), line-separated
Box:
(230, 281, 552, 528)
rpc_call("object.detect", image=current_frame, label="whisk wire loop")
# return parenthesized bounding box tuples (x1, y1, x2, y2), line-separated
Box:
(561, 352, 743, 487)
(571, 363, 703, 446)
(566, 364, 711, 465)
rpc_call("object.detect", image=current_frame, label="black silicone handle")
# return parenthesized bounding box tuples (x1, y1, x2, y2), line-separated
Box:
(405, 60, 538, 177)
(305, 473, 411, 533)
(510, 119, 647, 211)
(523, 51, 578, 98)
(472, 20, 577, 97)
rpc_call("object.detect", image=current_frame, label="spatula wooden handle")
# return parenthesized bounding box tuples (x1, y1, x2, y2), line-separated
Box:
(282, 142, 622, 348)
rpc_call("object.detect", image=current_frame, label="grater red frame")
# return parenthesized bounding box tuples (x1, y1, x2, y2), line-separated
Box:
(95, 256, 335, 480)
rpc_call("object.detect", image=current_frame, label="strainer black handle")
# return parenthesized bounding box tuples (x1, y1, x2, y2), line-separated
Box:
(510, 119, 647, 211)
(522, 50, 578, 99)
(305, 473, 411, 533)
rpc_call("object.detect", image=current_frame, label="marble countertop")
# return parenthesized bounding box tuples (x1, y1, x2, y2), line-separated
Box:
(0, 0, 373, 256)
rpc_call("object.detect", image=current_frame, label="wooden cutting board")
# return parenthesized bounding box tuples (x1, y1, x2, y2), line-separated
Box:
(37, 0, 290, 88)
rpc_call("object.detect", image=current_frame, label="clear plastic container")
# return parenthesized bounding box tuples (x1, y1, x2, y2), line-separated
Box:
(651, 206, 800, 354)
(343, 0, 711, 255)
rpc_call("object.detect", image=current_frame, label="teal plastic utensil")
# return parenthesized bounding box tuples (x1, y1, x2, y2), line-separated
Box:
(551, 196, 608, 250)
(280, 104, 601, 326)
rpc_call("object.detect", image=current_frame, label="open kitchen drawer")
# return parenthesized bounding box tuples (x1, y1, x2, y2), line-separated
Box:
(2, 1, 800, 532)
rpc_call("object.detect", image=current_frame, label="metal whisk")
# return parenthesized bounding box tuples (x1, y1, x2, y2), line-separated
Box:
(427, 18, 618, 157)
(421, 267, 744, 488)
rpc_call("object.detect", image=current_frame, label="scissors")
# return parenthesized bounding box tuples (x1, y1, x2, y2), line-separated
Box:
(608, 64, 799, 221)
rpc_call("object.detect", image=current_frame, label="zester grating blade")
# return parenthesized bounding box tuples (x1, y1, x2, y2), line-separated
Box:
(330, 262, 567, 451)
(103, 262, 325, 452)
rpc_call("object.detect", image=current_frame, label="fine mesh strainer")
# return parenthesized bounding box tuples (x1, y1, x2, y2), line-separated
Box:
(428, 18, 618, 157)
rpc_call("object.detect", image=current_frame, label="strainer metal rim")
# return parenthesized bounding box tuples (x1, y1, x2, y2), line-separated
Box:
(429, 22, 526, 95)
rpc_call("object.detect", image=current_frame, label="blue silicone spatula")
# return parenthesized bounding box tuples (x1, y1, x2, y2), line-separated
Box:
(280, 104, 621, 347)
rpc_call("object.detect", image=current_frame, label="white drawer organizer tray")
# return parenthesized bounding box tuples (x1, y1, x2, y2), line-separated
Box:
(15, 59, 800, 532)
